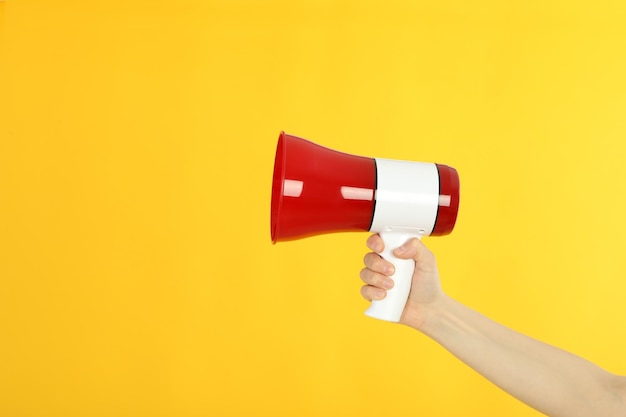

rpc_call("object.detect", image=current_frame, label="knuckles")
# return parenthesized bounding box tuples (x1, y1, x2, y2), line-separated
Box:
(362, 252, 388, 274)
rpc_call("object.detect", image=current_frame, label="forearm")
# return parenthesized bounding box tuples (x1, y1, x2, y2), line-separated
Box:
(414, 295, 626, 417)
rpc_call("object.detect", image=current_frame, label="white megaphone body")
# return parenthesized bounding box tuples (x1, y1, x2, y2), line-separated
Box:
(271, 132, 460, 322)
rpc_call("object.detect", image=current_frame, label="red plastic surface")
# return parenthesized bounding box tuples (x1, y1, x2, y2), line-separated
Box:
(432, 164, 460, 236)
(271, 132, 376, 243)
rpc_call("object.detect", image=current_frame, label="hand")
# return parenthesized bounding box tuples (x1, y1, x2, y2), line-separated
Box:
(360, 234, 445, 329)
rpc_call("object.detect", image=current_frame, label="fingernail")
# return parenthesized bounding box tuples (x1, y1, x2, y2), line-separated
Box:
(384, 265, 395, 276)
(373, 289, 386, 300)
(394, 245, 406, 255)
(382, 278, 394, 289)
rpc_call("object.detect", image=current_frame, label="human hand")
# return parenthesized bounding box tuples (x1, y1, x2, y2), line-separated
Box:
(360, 234, 445, 329)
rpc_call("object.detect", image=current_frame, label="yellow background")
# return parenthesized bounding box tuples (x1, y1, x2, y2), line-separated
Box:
(1, 1, 626, 416)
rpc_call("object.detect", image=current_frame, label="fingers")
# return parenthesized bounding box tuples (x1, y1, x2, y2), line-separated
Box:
(366, 233, 384, 253)
(361, 284, 387, 301)
(360, 264, 395, 290)
(360, 252, 395, 301)
(363, 252, 395, 276)
(393, 237, 434, 263)
(368, 233, 434, 267)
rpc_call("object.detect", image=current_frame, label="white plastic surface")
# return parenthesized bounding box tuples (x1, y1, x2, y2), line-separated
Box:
(369, 158, 439, 235)
(364, 231, 420, 322)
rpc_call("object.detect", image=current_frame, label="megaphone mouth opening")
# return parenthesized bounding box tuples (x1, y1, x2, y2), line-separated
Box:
(270, 132, 286, 244)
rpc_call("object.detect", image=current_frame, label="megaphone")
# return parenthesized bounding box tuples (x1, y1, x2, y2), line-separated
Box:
(271, 132, 460, 322)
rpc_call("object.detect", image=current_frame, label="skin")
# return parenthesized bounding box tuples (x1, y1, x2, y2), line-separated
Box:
(360, 234, 626, 417)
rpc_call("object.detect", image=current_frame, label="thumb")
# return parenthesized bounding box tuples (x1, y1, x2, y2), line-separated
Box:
(393, 238, 427, 261)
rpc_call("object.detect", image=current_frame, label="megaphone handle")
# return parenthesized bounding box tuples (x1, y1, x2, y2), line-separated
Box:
(364, 231, 419, 323)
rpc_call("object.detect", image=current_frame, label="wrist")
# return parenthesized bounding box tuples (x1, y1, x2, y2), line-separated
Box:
(402, 292, 453, 333)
